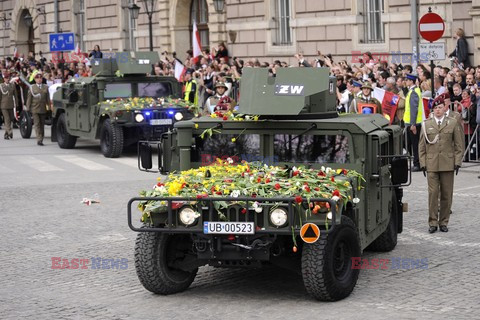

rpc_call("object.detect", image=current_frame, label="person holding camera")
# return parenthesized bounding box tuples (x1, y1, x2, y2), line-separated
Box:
(419, 96, 464, 233)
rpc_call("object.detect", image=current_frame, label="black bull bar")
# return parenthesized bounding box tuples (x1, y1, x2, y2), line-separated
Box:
(127, 196, 339, 235)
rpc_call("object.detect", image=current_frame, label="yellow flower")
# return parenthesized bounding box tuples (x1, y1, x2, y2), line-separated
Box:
(344, 181, 350, 187)
(253, 115, 259, 121)
(336, 169, 343, 174)
(231, 138, 236, 142)
(195, 124, 199, 129)
(211, 113, 218, 118)
(224, 189, 230, 195)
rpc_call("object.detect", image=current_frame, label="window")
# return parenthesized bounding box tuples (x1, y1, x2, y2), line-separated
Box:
(363, 0, 384, 43)
(191, 0, 209, 48)
(191, 134, 260, 164)
(274, 134, 350, 164)
(138, 82, 172, 98)
(273, 0, 292, 46)
(104, 83, 132, 99)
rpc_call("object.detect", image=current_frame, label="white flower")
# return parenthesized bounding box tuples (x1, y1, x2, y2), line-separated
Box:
(327, 212, 332, 220)
(231, 190, 240, 198)
(296, 181, 301, 186)
(321, 166, 326, 172)
(252, 201, 263, 213)
(249, 176, 254, 182)
(325, 167, 332, 174)
(331, 195, 340, 202)
(353, 197, 360, 204)
(292, 166, 298, 172)
(245, 115, 251, 120)
(153, 185, 167, 194)
(227, 157, 234, 164)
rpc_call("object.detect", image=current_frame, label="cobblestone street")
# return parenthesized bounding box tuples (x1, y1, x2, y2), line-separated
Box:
(1, 137, 479, 319)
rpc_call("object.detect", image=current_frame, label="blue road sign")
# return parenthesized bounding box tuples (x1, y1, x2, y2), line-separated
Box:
(49, 33, 75, 52)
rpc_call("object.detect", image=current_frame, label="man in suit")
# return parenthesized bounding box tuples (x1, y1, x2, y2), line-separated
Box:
(26, 72, 51, 146)
(419, 96, 464, 233)
(0, 73, 17, 140)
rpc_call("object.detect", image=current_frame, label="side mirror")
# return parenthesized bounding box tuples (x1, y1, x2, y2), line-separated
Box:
(391, 157, 408, 185)
(68, 90, 79, 103)
(139, 143, 153, 170)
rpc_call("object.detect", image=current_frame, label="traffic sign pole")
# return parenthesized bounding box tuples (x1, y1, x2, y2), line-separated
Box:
(418, 7, 445, 98)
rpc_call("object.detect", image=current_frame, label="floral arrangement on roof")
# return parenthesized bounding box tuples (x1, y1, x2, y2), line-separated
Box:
(97, 97, 200, 116)
(138, 159, 364, 223)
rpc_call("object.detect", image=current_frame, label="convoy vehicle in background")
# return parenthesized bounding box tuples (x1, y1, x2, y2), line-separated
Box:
(50, 51, 194, 157)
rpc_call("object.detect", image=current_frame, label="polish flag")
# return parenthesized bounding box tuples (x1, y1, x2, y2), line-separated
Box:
(13, 47, 20, 58)
(174, 59, 186, 82)
(192, 20, 202, 64)
(373, 87, 401, 124)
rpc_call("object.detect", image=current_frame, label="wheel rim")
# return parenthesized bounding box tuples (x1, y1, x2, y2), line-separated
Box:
(20, 115, 28, 133)
(333, 240, 352, 280)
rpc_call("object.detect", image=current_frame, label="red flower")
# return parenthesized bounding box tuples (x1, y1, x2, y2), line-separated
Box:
(266, 178, 271, 183)
(332, 189, 340, 197)
(181, 183, 187, 188)
(293, 170, 300, 177)
(241, 208, 247, 214)
(318, 171, 326, 177)
(331, 177, 335, 182)
(257, 177, 262, 183)
(305, 186, 311, 193)
(314, 187, 320, 191)
(223, 116, 228, 121)
(252, 193, 257, 198)
(156, 182, 164, 187)
(196, 194, 203, 199)
(274, 183, 281, 190)
(216, 191, 222, 195)
(342, 169, 348, 175)
(295, 196, 303, 204)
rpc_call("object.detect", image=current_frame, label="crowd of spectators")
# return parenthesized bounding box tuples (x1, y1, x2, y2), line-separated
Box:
(1, 36, 479, 160)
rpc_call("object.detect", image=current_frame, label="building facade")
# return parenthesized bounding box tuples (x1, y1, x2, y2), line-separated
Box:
(0, 0, 479, 66)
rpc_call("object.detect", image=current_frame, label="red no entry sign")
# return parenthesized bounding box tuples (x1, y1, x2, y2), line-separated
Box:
(418, 12, 445, 42)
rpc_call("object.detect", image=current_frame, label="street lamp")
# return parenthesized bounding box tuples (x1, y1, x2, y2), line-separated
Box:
(128, 2, 140, 51)
(142, 0, 156, 51)
(213, 0, 225, 13)
(23, 7, 46, 28)
(128, 3, 140, 19)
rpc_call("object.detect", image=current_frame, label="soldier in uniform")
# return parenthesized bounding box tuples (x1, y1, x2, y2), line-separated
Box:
(26, 72, 51, 146)
(0, 73, 17, 139)
(349, 82, 382, 114)
(204, 82, 235, 115)
(419, 96, 464, 233)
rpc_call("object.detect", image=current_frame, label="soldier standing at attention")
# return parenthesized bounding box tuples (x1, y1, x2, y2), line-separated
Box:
(404, 74, 424, 172)
(419, 96, 463, 233)
(349, 82, 382, 114)
(26, 72, 51, 146)
(0, 73, 17, 140)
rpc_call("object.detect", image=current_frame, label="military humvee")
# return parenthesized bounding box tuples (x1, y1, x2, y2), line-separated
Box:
(127, 68, 410, 301)
(51, 52, 194, 158)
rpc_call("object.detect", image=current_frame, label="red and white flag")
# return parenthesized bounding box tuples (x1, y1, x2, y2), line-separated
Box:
(192, 20, 202, 64)
(373, 87, 401, 124)
(13, 47, 20, 58)
(174, 59, 186, 82)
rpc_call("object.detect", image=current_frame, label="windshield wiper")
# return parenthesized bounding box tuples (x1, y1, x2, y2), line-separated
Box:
(289, 123, 317, 143)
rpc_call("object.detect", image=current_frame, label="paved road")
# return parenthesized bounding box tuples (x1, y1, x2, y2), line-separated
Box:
(1, 128, 480, 319)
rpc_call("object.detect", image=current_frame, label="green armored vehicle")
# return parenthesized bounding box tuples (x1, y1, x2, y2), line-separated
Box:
(51, 52, 195, 158)
(128, 68, 410, 301)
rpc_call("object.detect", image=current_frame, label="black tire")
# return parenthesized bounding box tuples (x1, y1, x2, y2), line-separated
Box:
(366, 194, 398, 252)
(100, 118, 123, 158)
(56, 113, 77, 149)
(134, 232, 198, 295)
(301, 217, 361, 301)
(19, 111, 32, 139)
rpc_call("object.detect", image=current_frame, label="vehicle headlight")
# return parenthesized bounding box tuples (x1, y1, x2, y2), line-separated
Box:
(179, 207, 199, 226)
(174, 112, 184, 121)
(270, 208, 288, 227)
(135, 113, 145, 123)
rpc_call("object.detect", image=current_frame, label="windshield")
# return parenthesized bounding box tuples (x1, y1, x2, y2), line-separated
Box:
(104, 83, 132, 98)
(191, 134, 261, 165)
(138, 82, 172, 98)
(274, 134, 350, 164)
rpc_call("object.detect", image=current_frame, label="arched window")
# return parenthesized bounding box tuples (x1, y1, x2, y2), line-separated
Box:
(190, 0, 209, 49)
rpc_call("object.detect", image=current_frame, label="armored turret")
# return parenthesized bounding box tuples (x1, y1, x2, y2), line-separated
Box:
(91, 51, 159, 76)
(239, 67, 337, 119)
